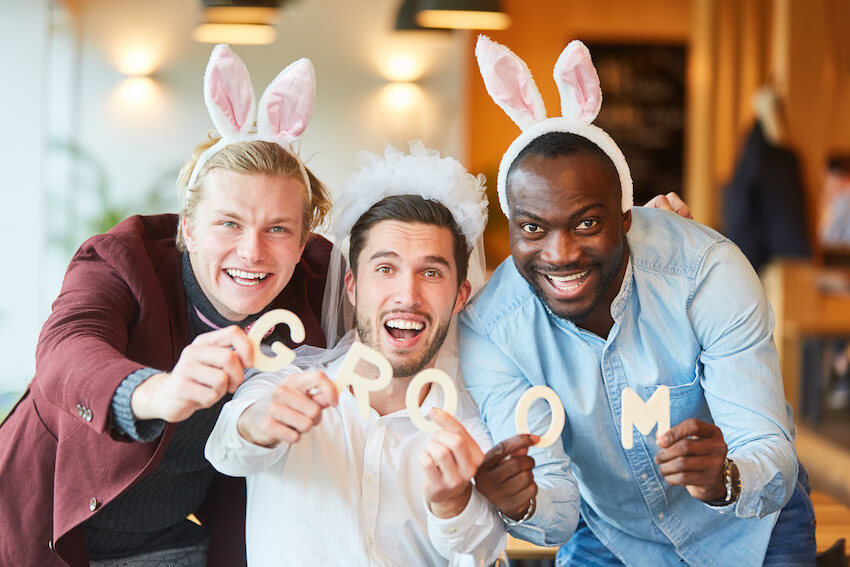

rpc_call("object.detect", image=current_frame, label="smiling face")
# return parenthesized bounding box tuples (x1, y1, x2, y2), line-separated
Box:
(345, 220, 471, 378)
(182, 168, 307, 322)
(507, 150, 631, 336)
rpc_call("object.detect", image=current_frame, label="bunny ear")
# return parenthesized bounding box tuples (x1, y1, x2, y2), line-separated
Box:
(257, 58, 315, 143)
(203, 44, 256, 137)
(554, 40, 602, 123)
(476, 36, 547, 130)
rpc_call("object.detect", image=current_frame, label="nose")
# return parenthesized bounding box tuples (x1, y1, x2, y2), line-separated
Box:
(393, 270, 422, 308)
(237, 231, 266, 263)
(539, 230, 581, 267)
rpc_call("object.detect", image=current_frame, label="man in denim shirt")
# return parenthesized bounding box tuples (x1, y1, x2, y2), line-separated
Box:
(461, 37, 816, 566)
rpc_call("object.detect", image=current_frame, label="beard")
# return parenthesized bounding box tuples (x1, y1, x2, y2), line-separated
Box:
(353, 307, 452, 378)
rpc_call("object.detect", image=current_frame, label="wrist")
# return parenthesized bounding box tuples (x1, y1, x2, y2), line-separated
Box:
(706, 458, 741, 506)
(497, 497, 536, 526)
(429, 484, 473, 519)
(129, 372, 165, 421)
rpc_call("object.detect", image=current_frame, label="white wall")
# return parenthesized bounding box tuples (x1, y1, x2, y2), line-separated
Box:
(0, 0, 469, 393)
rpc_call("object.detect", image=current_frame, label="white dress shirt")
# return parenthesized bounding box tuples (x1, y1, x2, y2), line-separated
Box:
(205, 350, 505, 567)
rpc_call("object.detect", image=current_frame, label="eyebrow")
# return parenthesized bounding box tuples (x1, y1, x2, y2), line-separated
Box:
(368, 250, 452, 269)
(513, 203, 605, 223)
(216, 210, 298, 224)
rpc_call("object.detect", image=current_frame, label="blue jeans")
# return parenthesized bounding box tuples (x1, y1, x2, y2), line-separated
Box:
(556, 463, 816, 566)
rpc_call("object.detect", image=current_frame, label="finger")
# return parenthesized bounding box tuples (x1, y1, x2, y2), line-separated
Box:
(426, 440, 462, 483)
(646, 194, 675, 212)
(480, 434, 539, 470)
(271, 386, 326, 425)
(656, 436, 726, 463)
(476, 454, 536, 487)
(428, 409, 467, 435)
(271, 403, 319, 434)
(191, 325, 253, 371)
(656, 419, 718, 448)
(291, 371, 338, 408)
(180, 344, 246, 393)
(430, 430, 483, 479)
(420, 451, 443, 489)
(176, 361, 231, 400)
(657, 455, 721, 477)
(665, 192, 693, 219)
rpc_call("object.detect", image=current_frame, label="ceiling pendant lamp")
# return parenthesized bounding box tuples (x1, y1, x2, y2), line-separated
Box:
(414, 0, 511, 31)
(193, 0, 283, 45)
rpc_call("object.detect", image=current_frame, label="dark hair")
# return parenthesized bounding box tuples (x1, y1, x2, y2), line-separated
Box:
(506, 131, 621, 203)
(349, 195, 470, 286)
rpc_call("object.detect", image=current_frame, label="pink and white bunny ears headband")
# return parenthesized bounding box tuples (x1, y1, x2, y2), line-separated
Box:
(476, 36, 633, 218)
(183, 44, 316, 208)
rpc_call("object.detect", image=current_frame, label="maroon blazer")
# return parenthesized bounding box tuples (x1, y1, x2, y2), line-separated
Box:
(0, 214, 330, 566)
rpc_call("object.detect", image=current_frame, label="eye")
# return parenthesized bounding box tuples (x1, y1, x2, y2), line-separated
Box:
(222, 220, 239, 229)
(521, 223, 543, 234)
(269, 226, 289, 234)
(423, 269, 441, 279)
(377, 265, 392, 274)
(576, 218, 598, 230)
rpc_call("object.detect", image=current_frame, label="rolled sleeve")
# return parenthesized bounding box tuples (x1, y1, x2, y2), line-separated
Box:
(459, 315, 580, 546)
(691, 242, 797, 517)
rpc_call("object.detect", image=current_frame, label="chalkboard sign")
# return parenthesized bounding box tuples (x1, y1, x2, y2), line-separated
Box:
(586, 43, 687, 205)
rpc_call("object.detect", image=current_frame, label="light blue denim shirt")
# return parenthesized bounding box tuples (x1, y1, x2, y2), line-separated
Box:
(459, 207, 798, 566)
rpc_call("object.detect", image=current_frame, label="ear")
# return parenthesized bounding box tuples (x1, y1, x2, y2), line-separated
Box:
(452, 280, 472, 315)
(257, 58, 315, 143)
(344, 269, 356, 306)
(554, 40, 602, 123)
(475, 35, 547, 130)
(204, 44, 256, 137)
(622, 209, 632, 235)
(182, 216, 197, 252)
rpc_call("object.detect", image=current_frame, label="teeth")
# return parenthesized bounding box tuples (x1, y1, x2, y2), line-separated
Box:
(226, 269, 268, 280)
(547, 271, 588, 283)
(385, 319, 424, 331)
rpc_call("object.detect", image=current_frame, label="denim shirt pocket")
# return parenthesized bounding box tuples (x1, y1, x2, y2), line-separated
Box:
(640, 370, 709, 427)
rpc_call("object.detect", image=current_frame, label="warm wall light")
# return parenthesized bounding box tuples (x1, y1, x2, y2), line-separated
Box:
(115, 76, 159, 106)
(383, 54, 425, 82)
(194, 1, 281, 45)
(380, 82, 423, 111)
(416, 0, 511, 30)
(117, 49, 158, 77)
(193, 23, 277, 45)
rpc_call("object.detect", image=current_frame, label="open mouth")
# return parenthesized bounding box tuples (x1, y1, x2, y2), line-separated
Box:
(225, 268, 269, 287)
(384, 318, 425, 342)
(543, 270, 590, 294)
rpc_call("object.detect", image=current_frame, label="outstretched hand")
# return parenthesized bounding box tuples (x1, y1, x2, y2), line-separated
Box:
(655, 418, 727, 501)
(237, 369, 338, 447)
(131, 325, 254, 423)
(475, 434, 539, 521)
(420, 409, 485, 519)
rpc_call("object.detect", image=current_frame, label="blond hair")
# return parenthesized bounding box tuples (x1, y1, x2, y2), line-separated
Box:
(176, 133, 331, 250)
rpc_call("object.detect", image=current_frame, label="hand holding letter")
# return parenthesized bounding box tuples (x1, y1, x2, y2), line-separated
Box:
(655, 418, 728, 501)
(420, 409, 485, 519)
(474, 434, 539, 521)
(131, 325, 254, 423)
(237, 370, 338, 447)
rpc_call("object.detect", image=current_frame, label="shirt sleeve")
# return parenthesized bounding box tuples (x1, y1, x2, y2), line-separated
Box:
(690, 241, 798, 518)
(458, 314, 580, 547)
(205, 370, 295, 477)
(426, 488, 507, 564)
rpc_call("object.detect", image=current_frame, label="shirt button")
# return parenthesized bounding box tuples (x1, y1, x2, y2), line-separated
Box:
(90, 497, 100, 512)
(641, 473, 648, 480)
(448, 527, 458, 534)
(364, 473, 375, 484)
(366, 536, 373, 546)
(658, 512, 665, 519)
